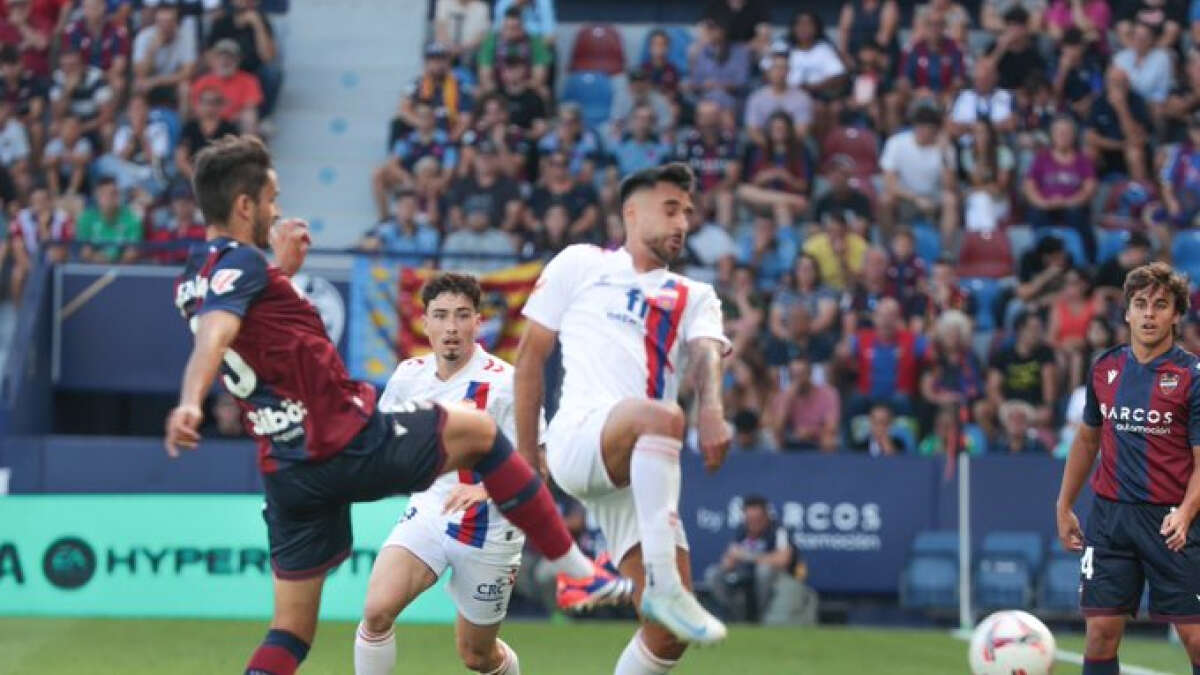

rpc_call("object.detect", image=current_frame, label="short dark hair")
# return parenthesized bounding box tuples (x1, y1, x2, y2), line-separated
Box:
(743, 495, 769, 511)
(912, 105, 942, 127)
(503, 6, 521, 20)
(618, 162, 695, 208)
(421, 272, 482, 311)
(192, 134, 273, 225)
(94, 175, 117, 191)
(1124, 261, 1190, 316)
(1003, 5, 1029, 25)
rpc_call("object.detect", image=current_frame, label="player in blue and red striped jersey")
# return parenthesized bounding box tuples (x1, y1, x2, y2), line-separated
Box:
(1057, 262, 1200, 675)
(163, 135, 626, 675)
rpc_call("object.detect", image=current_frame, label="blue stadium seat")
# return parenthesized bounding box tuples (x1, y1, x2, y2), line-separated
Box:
(1037, 552, 1080, 612)
(901, 555, 959, 609)
(1172, 230, 1200, 284)
(1096, 228, 1130, 264)
(1036, 227, 1088, 265)
(561, 71, 613, 130)
(975, 554, 1033, 609)
(912, 530, 959, 557)
(913, 224, 941, 266)
(960, 277, 1005, 332)
(639, 26, 692, 76)
(982, 531, 1043, 571)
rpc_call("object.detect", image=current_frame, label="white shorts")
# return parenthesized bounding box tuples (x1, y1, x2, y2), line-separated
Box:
(383, 506, 523, 626)
(545, 402, 689, 566)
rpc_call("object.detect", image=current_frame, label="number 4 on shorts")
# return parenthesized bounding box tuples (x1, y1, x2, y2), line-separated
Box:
(1081, 546, 1094, 580)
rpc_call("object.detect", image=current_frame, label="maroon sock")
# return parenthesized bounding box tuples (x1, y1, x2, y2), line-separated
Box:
(476, 432, 573, 560)
(245, 629, 308, 675)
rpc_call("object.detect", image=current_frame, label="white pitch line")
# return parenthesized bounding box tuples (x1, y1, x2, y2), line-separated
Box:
(952, 630, 1176, 675)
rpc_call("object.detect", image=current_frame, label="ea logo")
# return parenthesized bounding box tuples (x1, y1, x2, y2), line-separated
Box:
(291, 274, 346, 345)
(42, 537, 96, 589)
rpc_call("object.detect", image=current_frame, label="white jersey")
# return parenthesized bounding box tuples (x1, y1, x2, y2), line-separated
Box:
(379, 347, 538, 548)
(523, 245, 729, 430)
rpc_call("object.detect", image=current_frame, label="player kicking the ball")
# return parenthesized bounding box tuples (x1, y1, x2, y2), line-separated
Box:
(164, 135, 626, 675)
(515, 163, 731, 674)
(354, 273, 630, 674)
(1057, 262, 1200, 675)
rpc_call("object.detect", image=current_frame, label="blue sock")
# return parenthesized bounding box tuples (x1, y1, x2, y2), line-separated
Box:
(1082, 657, 1118, 675)
(245, 629, 309, 675)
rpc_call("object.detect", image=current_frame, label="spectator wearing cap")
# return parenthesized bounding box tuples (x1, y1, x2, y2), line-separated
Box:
(674, 99, 740, 227)
(62, 0, 129, 91)
(446, 140, 522, 233)
(879, 105, 957, 246)
(1154, 111, 1200, 233)
(610, 102, 671, 176)
(191, 39, 263, 134)
(94, 94, 171, 198)
(371, 100, 457, 222)
(8, 180, 70, 301)
(767, 353, 840, 452)
(536, 102, 605, 183)
(802, 212, 867, 293)
(76, 176, 142, 263)
(495, 51, 547, 139)
(175, 86, 238, 182)
(990, 400, 1051, 454)
(737, 111, 812, 231)
(609, 66, 674, 138)
(744, 51, 813, 147)
(983, 0, 1047, 35)
(132, 3, 197, 111)
(1164, 49, 1200, 143)
(0, 0, 51, 79)
(356, 189, 440, 268)
(441, 197, 518, 274)
(145, 182, 206, 264)
(984, 6, 1047, 92)
(477, 6, 550, 96)
(812, 156, 872, 236)
(836, 296, 928, 417)
(50, 46, 113, 134)
(206, 0, 280, 119)
(527, 150, 600, 244)
(1024, 115, 1098, 260)
(434, 0, 490, 62)
(1044, 0, 1111, 45)
(948, 60, 1016, 142)
(1114, 21, 1172, 116)
(988, 311, 1058, 427)
(1084, 65, 1151, 182)
(41, 113, 92, 197)
(642, 29, 682, 101)
(685, 20, 752, 114)
(0, 45, 45, 152)
(392, 42, 473, 146)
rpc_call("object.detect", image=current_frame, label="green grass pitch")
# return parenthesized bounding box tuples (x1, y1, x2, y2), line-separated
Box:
(0, 618, 1192, 674)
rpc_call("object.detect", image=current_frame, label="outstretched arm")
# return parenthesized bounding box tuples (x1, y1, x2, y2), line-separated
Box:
(165, 310, 241, 457)
(688, 337, 730, 473)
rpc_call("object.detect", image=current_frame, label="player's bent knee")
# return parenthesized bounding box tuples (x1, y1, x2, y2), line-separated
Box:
(442, 407, 498, 461)
(642, 401, 686, 439)
(361, 602, 398, 635)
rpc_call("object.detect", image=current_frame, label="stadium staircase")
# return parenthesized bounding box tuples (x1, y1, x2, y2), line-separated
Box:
(270, 0, 424, 250)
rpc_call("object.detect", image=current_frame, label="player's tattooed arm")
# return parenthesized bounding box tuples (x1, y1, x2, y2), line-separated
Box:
(688, 337, 731, 473)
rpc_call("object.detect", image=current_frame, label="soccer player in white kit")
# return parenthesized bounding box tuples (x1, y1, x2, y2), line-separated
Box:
(515, 163, 732, 674)
(354, 274, 630, 675)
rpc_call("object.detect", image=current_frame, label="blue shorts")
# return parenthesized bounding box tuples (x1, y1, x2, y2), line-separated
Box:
(1081, 496, 1200, 623)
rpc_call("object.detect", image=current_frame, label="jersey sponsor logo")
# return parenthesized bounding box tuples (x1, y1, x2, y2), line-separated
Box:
(472, 567, 517, 602)
(1098, 402, 1174, 434)
(1160, 372, 1180, 395)
(1107, 369, 1119, 384)
(392, 420, 408, 437)
(210, 269, 243, 295)
(247, 399, 308, 437)
(174, 275, 209, 309)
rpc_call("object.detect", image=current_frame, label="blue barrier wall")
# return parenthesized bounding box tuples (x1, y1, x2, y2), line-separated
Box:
(5, 437, 1083, 594)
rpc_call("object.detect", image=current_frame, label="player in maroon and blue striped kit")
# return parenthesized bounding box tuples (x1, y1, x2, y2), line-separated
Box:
(163, 136, 625, 675)
(1057, 262, 1200, 674)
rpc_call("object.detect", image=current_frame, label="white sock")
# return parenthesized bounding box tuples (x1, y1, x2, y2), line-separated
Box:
(631, 434, 683, 592)
(482, 638, 520, 674)
(354, 621, 396, 675)
(614, 630, 676, 674)
(544, 542, 594, 579)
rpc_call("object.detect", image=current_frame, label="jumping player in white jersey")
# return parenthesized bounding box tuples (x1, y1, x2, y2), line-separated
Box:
(515, 163, 732, 673)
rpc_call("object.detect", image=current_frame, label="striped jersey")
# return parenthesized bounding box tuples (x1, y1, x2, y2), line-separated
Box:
(379, 347, 539, 548)
(523, 245, 729, 425)
(1084, 344, 1200, 505)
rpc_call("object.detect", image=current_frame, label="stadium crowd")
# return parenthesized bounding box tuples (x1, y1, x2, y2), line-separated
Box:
(0, 0, 285, 299)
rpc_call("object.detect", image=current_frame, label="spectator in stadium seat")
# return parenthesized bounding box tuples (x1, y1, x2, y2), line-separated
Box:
(392, 42, 473, 146)
(737, 111, 812, 230)
(984, 6, 1048, 91)
(8, 180, 70, 300)
(948, 60, 1016, 141)
(94, 94, 171, 199)
(446, 140, 522, 233)
(744, 51, 813, 147)
(781, 11, 848, 105)
(132, 4, 196, 112)
(919, 309, 984, 426)
(990, 400, 1050, 453)
(76, 176, 142, 263)
(812, 156, 873, 236)
(356, 188, 439, 268)
(803, 212, 868, 293)
(174, 87, 238, 182)
(1163, 48, 1200, 143)
(206, 0, 281, 119)
(191, 39, 263, 134)
(770, 253, 840, 345)
(858, 403, 909, 455)
(527, 150, 599, 243)
(702, 0, 771, 50)
(685, 20, 752, 114)
(537, 102, 604, 183)
(0, 98, 29, 188)
(461, 91, 534, 180)
(371, 101, 457, 222)
(841, 247, 900, 332)
(434, 0, 490, 63)
(844, 40, 891, 130)
(1085, 65, 1151, 182)
(50, 46, 113, 134)
(910, 255, 975, 330)
(767, 353, 840, 452)
(879, 105, 957, 245)
(1094, 230, 1152, 306)
(892, 10, 965, 117)
(674, 99, 740, 227)
(41, 113, 92, 197)
(610, 102, 671, 177)
(1050, 266, 1101, 388)
(1044, 0, 1111, 45)
(477, 6, 550, 95)
(0, 46, 44, 152)
(1153, 111, 1200, 234)
(1010, 233, 1072, 325)
(885, 227, 927, 312)
(642, 29, 682, 102)
(983, 0, 1047, 35)
(609, 66, 674, 138)
(1052, 27, 1104, 120)
(411, 155, 446, 228)
(763, 302, 835, 369)
(918, 404, 983, 455)
(737, 214, 798, 291)
(1113, 21, 1172, 118)
(915, 0, 972, 46)
(0, 0, 51, 80)
(724, 344, 776, 427)
(730, 410, 775, 453)
(838, 296, 929, 417)
(1026, 115, 1097, 259)
(957, 121, 1015, 234)
(62, 0, 129, 93)
(523, 202, 575, 257)
(493, 0, 555, 44)
(1117, 0, 1186, 49)
(837, 0, 901, 62)
(988, 310, 1058, 427)
(144, 181, 206, 264)
(495, 52, 547, 140)
(440, 200, 517, 274)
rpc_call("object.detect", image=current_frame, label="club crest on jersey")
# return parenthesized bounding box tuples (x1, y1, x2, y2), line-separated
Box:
(210, 269, 243, 295)
(649, 286, 679, 312)
(1161, 373, 1180, 395)
(1107, 369, 1118, 385)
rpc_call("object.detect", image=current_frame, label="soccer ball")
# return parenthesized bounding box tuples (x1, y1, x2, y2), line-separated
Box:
(968, 610, 1057, 675)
